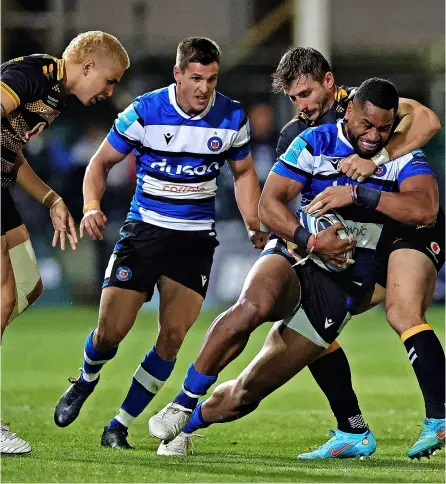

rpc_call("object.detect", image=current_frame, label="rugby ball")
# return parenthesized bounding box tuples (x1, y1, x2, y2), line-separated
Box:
(299, 209, 354, 272)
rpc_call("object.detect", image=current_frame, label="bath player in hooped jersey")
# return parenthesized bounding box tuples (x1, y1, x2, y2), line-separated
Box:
(54, 37, 269, 451)
(148, 78, 443, 460)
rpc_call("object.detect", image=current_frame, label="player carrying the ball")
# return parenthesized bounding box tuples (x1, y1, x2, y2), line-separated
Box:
(149, 77, 444, 459)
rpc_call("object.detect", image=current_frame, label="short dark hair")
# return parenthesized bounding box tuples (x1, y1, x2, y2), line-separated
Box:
(354, 78, 399, 113)
(176, 37, 221, 71)
(272, 47, 332, 93)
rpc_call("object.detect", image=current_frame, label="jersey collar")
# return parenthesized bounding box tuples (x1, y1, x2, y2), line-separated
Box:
(168, 83, 215, 120)
(337, 119, 353, 149)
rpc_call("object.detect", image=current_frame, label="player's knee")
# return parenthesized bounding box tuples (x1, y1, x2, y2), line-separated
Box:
(385, 300, 424, 335)
(230, 378, 260, 417)
(157, 326, 189, 357)
(234, 295, 273, 329)
(94, 322, 125, 351)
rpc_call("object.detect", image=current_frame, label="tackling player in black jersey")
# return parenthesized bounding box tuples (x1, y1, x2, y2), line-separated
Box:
(0, 30, 129, 455)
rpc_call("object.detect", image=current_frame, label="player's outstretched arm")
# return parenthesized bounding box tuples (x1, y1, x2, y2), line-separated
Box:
(228, 154, 268, 249)
(339, 98, 441, 182)
(14, 151, 77, 250)
(81, 139, 127, 241)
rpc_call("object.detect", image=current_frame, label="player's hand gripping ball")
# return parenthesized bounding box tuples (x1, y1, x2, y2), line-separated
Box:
(300, 209, 354, 272)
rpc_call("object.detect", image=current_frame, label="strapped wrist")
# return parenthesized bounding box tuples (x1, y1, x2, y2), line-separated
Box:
(293, 226, 311, 249)
(356, 185, 381, 209)
(83, 200, 101, 214)
(371, 147, 389, 167)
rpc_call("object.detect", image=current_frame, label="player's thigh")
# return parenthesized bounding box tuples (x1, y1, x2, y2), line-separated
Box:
(238, 253, 300, 323)
(96, 286, 147, 348)
(236, 323, 323, 404)
(385, 248, 437, 332)
(157, 275, 204, 334)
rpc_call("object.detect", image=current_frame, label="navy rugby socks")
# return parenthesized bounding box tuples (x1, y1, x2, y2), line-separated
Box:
(108, 346, 175, 430)
(80, 330, 118, 384)
(183, 401, 211, 434)
(401, 324, 446, 419)
(173, 364, 217, 410)
(308, 344, 368, 434)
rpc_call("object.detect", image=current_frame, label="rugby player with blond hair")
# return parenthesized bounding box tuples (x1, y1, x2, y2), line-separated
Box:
(0, 30, 129, 454)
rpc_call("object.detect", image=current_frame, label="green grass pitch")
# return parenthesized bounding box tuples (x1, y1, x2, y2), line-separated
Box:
(2, 305, 445, 483)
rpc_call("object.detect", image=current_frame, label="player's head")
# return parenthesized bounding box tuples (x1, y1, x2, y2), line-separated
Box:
(344, 78, 398, 158)
(272, 47, 334, 121)
(173, 37, 220, 115)
(62, 31, 129, 106)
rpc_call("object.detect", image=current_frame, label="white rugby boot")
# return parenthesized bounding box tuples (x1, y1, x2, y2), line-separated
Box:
(157, 432, 202, 456)
(0, 425, 32, 454)
(149, 403, 192, 442)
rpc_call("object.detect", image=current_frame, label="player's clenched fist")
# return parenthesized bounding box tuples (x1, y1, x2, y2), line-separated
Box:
(80, 209, 108, 241)
(248, 229, 269, 249)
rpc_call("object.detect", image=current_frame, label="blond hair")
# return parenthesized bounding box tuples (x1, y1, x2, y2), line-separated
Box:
(62, 31, 130, 69)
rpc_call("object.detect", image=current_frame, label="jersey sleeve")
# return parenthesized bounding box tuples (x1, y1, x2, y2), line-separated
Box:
(107, 97, 146, 155)
(271, 135, 315, 185)
(0, 61, 46, 109)
(397, 149, 435, 186)
(226, 114, 251, 161)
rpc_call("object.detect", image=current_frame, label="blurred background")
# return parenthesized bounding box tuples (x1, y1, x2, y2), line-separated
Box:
(2, 0, 445, 307)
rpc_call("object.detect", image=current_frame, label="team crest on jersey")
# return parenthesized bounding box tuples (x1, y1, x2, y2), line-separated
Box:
(116, 266, 132, 281)
(207, 136, 222, 152)
(374, 165, 387, 177)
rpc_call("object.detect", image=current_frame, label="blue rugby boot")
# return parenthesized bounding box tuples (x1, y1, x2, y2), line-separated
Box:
(297, 428, 376, 459)
(408, 418, 445, 460)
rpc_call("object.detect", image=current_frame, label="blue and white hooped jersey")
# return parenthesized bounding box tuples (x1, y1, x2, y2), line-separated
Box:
(272, 120, 435, 283)
(107, 84, 251, 231)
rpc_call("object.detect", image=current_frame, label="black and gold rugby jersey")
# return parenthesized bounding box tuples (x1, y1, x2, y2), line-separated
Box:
(1, 54, 66, 187)
(276, 86, 356, 157)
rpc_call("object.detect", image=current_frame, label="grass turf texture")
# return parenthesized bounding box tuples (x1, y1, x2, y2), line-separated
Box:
(2, 305, 445, 483)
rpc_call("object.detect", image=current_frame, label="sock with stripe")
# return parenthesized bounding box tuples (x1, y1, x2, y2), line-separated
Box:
(80, 330, 118, 385)
(401, 324, 446, 419)
(183, 401, 211, 434)
(308, 344, 368, 434)
(107, 346, 175, 430)
(172, 364, 217, 410)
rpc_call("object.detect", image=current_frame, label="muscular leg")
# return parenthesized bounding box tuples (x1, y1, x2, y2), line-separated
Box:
(54, 286, 147, 427)
(171, 255, 299, 409)
(385, 249, 445, 419)
(384, 249, 445, 457)
(201, 324, 322, 423)
(1, 224, 43, 337)
(106, 277, 205, 434)
(1, 235, 16, 336)
(195, 255, 299, 375)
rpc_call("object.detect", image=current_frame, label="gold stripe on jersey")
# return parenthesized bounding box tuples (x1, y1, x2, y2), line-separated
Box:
(56, 59, 65, 81)
(335, 87, 348, 102)
(0, 81, 20, 108)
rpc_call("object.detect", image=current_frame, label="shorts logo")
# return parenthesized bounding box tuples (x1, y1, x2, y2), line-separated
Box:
(207, 136, 222, 152)
(430, 241, 440, 255)
(116, 266, 132, 281)
(374, 165, 387, 177)
(201, 274, 208, 287)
